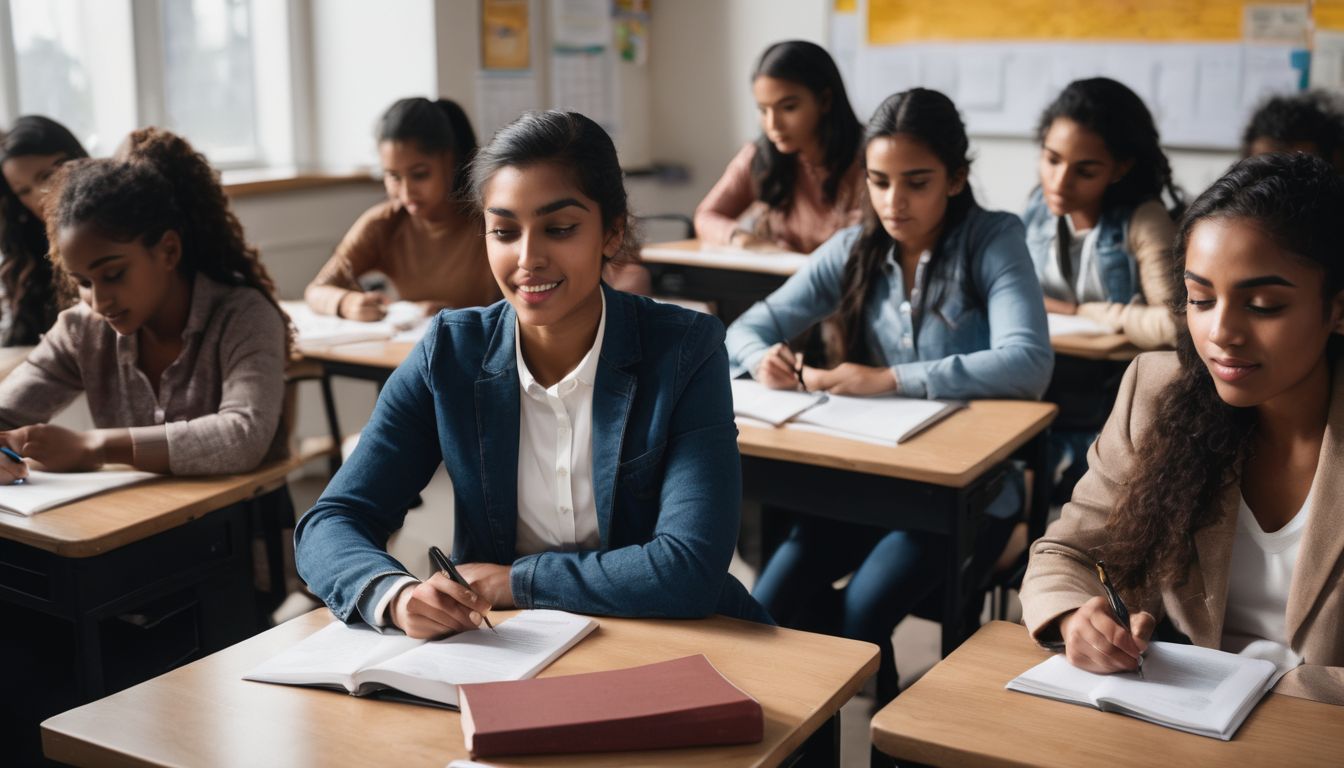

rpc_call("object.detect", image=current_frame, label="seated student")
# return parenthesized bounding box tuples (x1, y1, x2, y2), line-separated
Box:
(695, 40, 865, 254)
(725, 88, 1052, 704)
(295, 110, 770, 637)
(1021, 153, 1344, 706)
(1242, 90, 1344, 172)
(1024, 78, 1183, 350)
(305, 97, 500, 321)
(0, 116, 88, 346)
(0, 128, 290, 483)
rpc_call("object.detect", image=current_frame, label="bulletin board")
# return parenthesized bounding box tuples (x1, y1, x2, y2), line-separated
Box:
(836, 0, 1320, 149)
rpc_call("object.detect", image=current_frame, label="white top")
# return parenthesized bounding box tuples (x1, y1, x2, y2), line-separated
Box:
(512, 291, 605, 556)
(1040, 216, 1104, 304)
(1221, 493, 1310, 654)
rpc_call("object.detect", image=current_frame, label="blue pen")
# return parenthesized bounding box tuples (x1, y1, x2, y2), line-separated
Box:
(1, 445, 26, 485)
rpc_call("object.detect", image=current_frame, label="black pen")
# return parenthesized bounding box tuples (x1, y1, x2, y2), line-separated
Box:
(428, 545, 497, 633)
(1096, 560, 1143, 679)
(761, 299, 806, 392)
(1, 445, 25, 485)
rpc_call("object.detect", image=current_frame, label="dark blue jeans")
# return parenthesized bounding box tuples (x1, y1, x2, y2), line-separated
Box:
(752, 479, 1021, 705)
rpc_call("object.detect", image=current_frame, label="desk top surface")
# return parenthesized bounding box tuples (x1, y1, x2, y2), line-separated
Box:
(44, 608, 879, 768)
(737, 399, 1056, 487)
(0, 458, 298, 557)
(298, 339, 417, 370)
(641, 239, 808, 276)
(871, 621, 1344, 767)
(1051, 332, 1143, 361)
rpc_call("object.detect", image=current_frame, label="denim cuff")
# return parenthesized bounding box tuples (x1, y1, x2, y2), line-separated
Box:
(892, 362, 929, 398)
(509, 554, 538, 608)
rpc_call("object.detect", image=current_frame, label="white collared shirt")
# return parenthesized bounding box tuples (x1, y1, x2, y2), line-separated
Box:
(513, 292, 606, 556)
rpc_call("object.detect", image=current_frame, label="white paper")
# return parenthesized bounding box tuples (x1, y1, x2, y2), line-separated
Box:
(1047, 313, 1110, 337)
(730, 379, 826, 427)
(283, 300, 428, 350)
(793, 394, 959, 445)
(1311, 31, 1344, 90)
(549, 0, 611, 48)
(1243, 4, 1309, 46)
(0, 469, 158, 516)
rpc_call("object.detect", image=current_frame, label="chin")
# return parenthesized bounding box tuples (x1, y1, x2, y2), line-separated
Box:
(1209, 380, 1263, 409)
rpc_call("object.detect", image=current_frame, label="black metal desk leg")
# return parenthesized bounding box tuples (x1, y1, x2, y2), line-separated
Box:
(940, 486, 975, 657)
(318, 371, 343, 476)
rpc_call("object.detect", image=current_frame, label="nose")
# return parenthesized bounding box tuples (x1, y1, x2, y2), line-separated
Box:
(1206, 301, 1246, 349)
(517, 228, 546, 271)
(764, 108, 782, 134)
(90, 285, 115, 315)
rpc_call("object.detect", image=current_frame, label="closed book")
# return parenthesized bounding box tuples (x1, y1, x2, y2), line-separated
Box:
(458, 654, 764, 758)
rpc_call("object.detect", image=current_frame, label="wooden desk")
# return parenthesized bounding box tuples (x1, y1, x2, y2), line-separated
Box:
(642, 239, 805, 324)
(300, 339, 415, 375)
(871, 621, 1344, 767)
(0, 344, 32, 381)
(738, 402, 1057, 655)
(0, 459, 301, 699)
(1051, 332, 1142, 362)
(44, 608, 880, 767)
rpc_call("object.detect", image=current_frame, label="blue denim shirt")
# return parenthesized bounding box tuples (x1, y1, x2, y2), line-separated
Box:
(726, 204, 1053, 401)
(295, 285, 772, 625)
(1021, 186, 1139, 304)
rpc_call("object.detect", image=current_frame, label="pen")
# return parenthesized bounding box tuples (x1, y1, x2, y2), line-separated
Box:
(1, 445, 25, 485)
(428, 545, 497, 633)
(1096, 560, 1143, 679)
(761, 299, 806, 392)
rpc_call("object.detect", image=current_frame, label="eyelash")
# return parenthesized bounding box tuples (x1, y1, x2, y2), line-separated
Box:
(1186, 298, 1285, 315)
(487, 224, 578, 241)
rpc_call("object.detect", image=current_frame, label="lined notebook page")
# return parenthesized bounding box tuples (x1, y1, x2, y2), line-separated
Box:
(0, 469, 158, 516)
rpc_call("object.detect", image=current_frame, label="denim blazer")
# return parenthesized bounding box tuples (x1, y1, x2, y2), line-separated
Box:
(726, 204, 1053, 400)
(295, 285, 771, 625)
(1022, 186, 1139, 304)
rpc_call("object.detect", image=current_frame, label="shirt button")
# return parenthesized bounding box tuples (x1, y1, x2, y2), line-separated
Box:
(557, 467, 568, 477)
(560, 506, 572, 515)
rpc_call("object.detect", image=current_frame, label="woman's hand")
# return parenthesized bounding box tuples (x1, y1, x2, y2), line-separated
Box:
(803, 363, 897, 396)
(388, 572, 493, 639)
(2, 425, 102, 472)
(1058, 595, 1156, 674)
(338, 290, 389, 321)
(455, 562, 516, 609)
(730, 230, 773, 250)
(755, 343, 803, 390)
(0, 433, 30, 483)
(1044, 297, 1078, 316)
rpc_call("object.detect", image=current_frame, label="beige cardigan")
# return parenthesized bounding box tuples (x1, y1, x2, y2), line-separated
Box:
(1021, 351, 1344, 705)
(1074, 200, 1178, 349)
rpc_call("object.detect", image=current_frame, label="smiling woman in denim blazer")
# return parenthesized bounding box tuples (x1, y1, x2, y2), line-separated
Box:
(726, 88, 1052, 705)
(296, 110, 769, 638)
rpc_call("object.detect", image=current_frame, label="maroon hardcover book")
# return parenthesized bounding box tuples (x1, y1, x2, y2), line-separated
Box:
(458, 654, 764, 758)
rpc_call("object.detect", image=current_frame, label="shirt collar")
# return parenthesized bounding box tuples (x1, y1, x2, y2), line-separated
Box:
(514, 289, 607, 395)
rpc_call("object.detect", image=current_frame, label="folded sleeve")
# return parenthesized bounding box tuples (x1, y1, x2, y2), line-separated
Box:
(694, 143, 758, 246)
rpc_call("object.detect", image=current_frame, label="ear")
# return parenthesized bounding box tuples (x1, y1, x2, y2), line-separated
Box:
(1110, 158, 1135, 184)
(948, 166, 969, 197)
(154, 230, 183, 272)
(602, 219, 625, 261)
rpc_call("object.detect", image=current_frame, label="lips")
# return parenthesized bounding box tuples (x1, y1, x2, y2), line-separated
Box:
(515, 279, 562, 305)
(1208, 356, 1260, 383)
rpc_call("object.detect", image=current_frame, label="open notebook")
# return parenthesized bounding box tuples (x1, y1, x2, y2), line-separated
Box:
(1006, 642, 1277, 740)
(730, 378, 963, 446)
(0, 469, 158, 516)
(1047, 313, 1111, 337)
(243, 610, 597, 709)
(283, 300, 431, 347)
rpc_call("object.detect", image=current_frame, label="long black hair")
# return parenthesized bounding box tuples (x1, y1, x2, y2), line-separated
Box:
(1106, 152, 1344, 598)
(1036, 78, 1185, 216)
(834, 88, 976, 363)
(749, 41, 862, 210)
(467, 110, 640, 266)
(0, 115, 87, 345)
(377, 97, 478, 203)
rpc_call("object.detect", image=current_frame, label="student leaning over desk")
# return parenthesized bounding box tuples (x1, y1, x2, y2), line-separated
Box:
(725, 88, 1052, 706)
(295, 110, 771, 638)
(1021, 153, 1344, 706)
(695, 40, 866, 254)
(0, 128, 291, 483)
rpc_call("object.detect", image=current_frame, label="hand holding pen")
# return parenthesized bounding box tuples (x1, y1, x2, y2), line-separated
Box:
(1056, 561, 1156, 677)
(757, 300, 808, 392)
(429, 546, 496, 633)
(0, 444, 28, 485)
(386, 547, 497, 639)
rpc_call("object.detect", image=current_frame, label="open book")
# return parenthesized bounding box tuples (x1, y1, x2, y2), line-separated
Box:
(282, 300, 431, 348)
(1006, 642, 1277, 740)
(0, 469, 158, 516)
(243, 610, 597, 708)
(730, 378, 963, 445)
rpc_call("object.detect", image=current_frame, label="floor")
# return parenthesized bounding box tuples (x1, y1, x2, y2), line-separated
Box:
(282, 469, 1024, 768)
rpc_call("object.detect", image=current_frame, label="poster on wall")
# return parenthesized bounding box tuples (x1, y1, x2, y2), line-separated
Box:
(482, 0, 531, 70)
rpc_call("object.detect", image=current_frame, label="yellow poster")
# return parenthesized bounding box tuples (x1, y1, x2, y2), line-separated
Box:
(867, 0, 1246, 44)
(1318, 0, 1344, 32)
(835, 0, 857, 12)
(482, 0, 531, 70)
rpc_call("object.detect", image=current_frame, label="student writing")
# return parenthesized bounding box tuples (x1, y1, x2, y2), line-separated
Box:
(725, 88, 1052, 704)
(694, 40, 865, 254)
(305, 97, 500, 321)
(0, 116, 88, 346)
(1021, 153, 1344, 706)
(0, 128, 290, 483)
(295, 110, 771, 638)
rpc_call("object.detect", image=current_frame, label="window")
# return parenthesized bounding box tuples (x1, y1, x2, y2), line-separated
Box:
(160, 0, 260, 164)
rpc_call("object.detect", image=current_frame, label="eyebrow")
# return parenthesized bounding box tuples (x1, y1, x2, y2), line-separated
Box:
(1043, 146, 1104, 166)
(1184, 270, 1296, 289)
(486, 198, 591, 219)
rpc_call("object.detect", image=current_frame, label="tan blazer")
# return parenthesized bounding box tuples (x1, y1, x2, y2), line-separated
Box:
(1021, 351, 1344, 705)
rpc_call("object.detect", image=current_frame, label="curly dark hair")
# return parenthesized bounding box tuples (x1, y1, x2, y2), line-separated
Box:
(46, 127, 294, 357)
(1104, 152, 1344, 599)
(1037, 78, 1186, 218)
(1241, 90, 1344, 163)
(0, 115, 87, 345)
